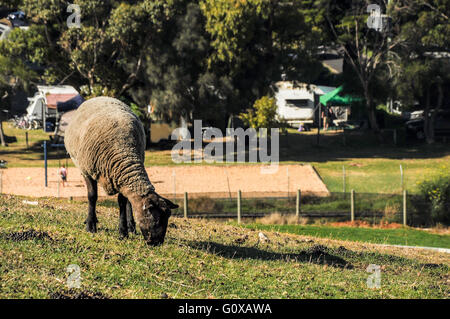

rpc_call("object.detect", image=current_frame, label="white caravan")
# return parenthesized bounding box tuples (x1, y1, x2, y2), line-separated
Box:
(274, 81, 336, 128)
(25, 85, 80, 130)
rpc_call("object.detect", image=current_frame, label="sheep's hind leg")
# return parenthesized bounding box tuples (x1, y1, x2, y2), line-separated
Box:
(118, 193, 129, 238)
(126, 199, 137, 234)
(84, 176, 98, 233)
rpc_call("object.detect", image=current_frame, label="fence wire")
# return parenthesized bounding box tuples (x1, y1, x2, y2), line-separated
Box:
(170, 191, 443, 227)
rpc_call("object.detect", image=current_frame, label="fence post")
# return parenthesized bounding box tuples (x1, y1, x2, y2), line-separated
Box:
(343, 166, 346, 193)
(172, 169, 176, 202)
(350, 189, 355, 222)
(225, 167, 232, 200)
(296, 189, 301, 217)
(400, 164, 404, 191)
(403, 190, 407, 226)
(393, 129, 397, 145)
(184, 192, 188, 219)
(25, 132, 29, 148)
(237, 190, 241, 224)
(287, 167, 290, 199)
(44, 141, 48, 187)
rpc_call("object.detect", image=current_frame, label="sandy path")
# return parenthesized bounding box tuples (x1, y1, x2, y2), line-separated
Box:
(0, 164, 329, 199)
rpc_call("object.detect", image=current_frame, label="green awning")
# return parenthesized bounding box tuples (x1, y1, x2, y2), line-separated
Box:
(319, 86, 362, 106)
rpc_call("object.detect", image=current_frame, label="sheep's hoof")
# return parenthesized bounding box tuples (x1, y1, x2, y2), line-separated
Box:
(85, 221, 98, 233)
(119, 228, 128, 239)
(127, 223, 137, 234)
(119, 234, 128, 240)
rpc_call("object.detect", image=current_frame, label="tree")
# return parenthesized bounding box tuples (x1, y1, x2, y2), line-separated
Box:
(132, 1, 235, 127)
(0, 0, 340, 137)
(200, 0, 326, 119)
(0, 25, 50, 146)
(391, 0, 450, 143)
(318, 0, 404, 138)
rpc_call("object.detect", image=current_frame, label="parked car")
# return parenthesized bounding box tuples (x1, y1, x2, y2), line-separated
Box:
(406, 110, 450, 140)
(0, 10, 28, 40)
(7, 11, 27, 27)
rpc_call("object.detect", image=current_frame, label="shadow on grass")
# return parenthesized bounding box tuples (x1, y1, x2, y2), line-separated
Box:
(186, 239, 448, 272)
(0, 139, 69, 161)
(2, 128, 449, 164)
(187, 241, 353, 269)
(4, 135, 17, 144)
(278, 131, 450, 162)
(145, 130, 450, 163)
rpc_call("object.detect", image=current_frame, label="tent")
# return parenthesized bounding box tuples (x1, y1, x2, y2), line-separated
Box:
(25, 86, 81, 121)
(319, 86, 362, 106)
(56, 94, 84, 112)
(318, 86, 363, 125)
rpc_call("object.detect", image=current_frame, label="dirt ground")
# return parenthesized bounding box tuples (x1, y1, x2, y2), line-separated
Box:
(0, 164, 329, 199)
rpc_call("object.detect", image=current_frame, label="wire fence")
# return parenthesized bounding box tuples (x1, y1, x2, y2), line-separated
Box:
(170, 190, 443, 227)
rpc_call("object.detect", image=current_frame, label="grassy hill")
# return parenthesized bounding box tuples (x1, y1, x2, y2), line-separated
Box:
(241, 223, 450, 249)
(0, 195, 448, 299)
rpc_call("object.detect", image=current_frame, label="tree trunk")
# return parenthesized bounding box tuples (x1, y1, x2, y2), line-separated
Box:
(426, 82, 444, 144)
(88, 70, 95, 95)
(0, 120, 6, 147)
(424, 87, 431, 142)
(364, 87, 382, 142)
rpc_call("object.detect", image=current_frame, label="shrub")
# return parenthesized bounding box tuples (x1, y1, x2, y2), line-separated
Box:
(256, 213, 309, 225)
(189, 197, 224, 213)
(239, 96, 287, 136)
(253, 199, 275, 209)
(381, 202, 402, 224)
(418, 173, 450, 226)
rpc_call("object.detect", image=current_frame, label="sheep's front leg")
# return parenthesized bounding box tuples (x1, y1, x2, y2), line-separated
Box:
(118, 193, 129, 238)
(126, 199, 137, 234)
(84, 176, 98, 233)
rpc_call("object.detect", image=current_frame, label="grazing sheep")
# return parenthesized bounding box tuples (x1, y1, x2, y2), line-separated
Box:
(65, 96, 178, 246)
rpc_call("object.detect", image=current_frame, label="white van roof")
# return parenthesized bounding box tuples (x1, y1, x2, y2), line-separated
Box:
(36, 85, 79, 95)
(36, 85, 79, 109)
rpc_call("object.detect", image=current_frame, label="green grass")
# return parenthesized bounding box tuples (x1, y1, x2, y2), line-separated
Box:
(1, 122, 449, 193)
(0, 195, 449, 298)
(240, 224, 450, 249)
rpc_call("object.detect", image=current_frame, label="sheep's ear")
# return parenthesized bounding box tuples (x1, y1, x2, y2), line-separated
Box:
(166, 198, 179, 209)
(158, 196, 179, 210)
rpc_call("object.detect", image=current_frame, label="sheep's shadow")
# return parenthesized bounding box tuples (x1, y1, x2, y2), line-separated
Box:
(186, 241, 353, 269)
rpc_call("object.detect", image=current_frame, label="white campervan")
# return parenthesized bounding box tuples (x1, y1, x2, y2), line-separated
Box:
(274, 81, 336, 129)
(25, 85, 80, 131)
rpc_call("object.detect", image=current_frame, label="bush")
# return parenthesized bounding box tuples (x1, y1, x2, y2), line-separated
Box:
(256, 213, 309, 225)
(381, 202, 402, 224)
(189, 197, 224, 213)
(418, 174, 450, 226)
(239, 96, 287, 135)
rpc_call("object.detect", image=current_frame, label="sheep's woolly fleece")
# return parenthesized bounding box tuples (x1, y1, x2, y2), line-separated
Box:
(65, 97, 155, 196)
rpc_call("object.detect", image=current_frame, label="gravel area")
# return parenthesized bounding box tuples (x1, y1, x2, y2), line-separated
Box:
(0, 164, 329, 199)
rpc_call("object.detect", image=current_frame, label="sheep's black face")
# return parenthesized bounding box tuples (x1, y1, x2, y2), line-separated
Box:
(141, 194, 178, 246)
